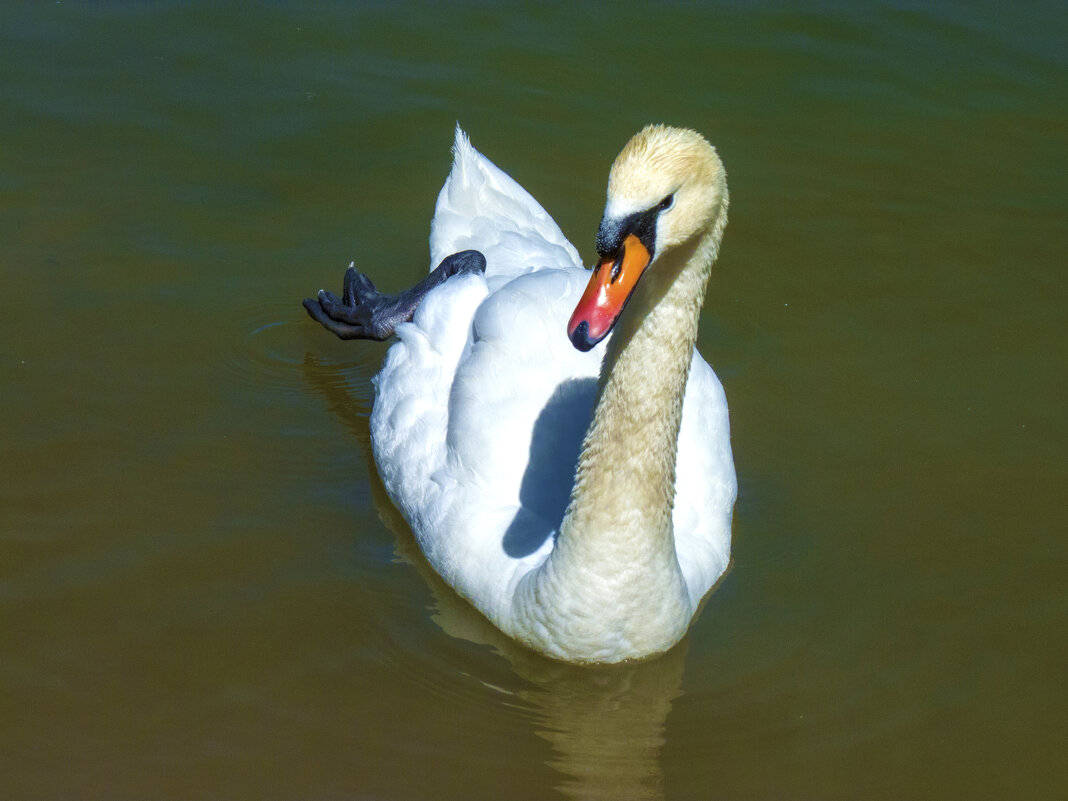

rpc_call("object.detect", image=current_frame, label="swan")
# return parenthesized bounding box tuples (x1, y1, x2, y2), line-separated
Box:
(304, 125, 736, 663)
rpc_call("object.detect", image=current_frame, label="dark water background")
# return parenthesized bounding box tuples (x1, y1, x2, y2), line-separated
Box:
(2, 2, 1065, 799)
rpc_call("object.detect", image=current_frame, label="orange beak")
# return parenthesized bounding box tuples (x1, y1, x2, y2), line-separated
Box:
(567, 233, 653, 351)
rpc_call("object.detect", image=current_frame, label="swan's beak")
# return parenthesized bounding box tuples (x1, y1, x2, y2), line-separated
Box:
(567, 233, 652, 351)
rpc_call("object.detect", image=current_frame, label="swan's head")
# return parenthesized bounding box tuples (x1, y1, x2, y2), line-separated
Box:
(568, 125, 727, 351)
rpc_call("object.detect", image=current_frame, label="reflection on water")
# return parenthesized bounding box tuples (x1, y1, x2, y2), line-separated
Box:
(304, 356, 687, 800)
(526, 652, 686, 801)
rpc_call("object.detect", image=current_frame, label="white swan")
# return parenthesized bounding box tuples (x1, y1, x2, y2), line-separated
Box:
(306, 125, 736, 663)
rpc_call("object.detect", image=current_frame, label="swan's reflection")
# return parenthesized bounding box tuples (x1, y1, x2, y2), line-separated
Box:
(304, 353, 688, 800)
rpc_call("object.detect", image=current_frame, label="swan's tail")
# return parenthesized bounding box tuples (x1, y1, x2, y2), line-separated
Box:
(428, 126, 582, 283)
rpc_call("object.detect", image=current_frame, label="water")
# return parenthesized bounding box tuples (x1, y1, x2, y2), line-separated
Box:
(2, 2, 1065, 798)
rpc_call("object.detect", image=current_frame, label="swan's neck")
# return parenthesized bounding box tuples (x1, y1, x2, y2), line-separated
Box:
(515, 222, 724, 662)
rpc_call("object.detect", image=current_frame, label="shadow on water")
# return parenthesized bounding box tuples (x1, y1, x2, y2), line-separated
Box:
(302, 356, 687, 801)
(502, 377, 597, 558)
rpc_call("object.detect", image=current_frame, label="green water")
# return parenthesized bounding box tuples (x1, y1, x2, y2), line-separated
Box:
(2, 2, 1065, 799)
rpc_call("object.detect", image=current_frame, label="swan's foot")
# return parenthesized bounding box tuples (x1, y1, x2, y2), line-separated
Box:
(303, 249, 486, 341)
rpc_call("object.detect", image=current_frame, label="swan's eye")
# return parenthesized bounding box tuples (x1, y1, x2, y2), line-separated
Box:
(658, 194, 675, 212)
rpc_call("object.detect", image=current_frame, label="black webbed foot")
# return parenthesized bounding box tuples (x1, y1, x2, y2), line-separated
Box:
(303, 250, 486, 341)
(302, 264, 396, 341)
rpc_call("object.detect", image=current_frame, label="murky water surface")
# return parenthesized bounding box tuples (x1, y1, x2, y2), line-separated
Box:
(2, 3, 1065, 799)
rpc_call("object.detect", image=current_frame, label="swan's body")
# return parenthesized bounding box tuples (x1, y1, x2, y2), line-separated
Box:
(359, 126, 735, 663)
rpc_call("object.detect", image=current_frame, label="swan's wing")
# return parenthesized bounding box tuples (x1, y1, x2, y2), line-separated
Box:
(673, 352, 737, 606)
(373, 127, 582, 537)
(429, 127, 584, 287)
(370, 271, 490, 536)
(372, 129, 595, 622)
(421, 268, 602, 621)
